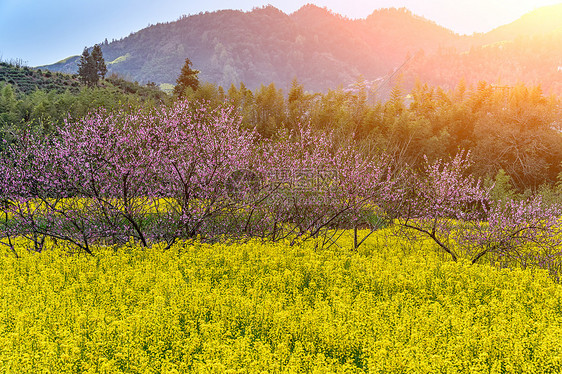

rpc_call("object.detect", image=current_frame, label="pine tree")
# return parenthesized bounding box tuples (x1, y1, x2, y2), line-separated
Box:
(174, 58, 200, 97)
(78, 44, 107, 86)
(77, 48, 98, 87)
(91, 44, 107, 80)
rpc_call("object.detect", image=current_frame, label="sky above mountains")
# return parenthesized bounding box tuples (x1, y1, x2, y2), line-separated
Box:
(1, 0, 561, 67)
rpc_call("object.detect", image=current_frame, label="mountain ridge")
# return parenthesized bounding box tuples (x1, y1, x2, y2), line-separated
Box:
(38, 4, 562, 93)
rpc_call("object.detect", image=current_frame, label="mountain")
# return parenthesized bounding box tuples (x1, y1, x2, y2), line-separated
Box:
(402, 4, 562, 94)
(481, 3, 562, 44)
(39, 4, 562, 94)
(39, 5, 465, 92)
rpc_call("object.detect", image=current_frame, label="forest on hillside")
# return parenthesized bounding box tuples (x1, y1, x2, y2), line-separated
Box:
(2, 60, 561, 194)
(38, 5, 562, 95)
(0, 63, 168, 133)
(227, 79, 562, 191)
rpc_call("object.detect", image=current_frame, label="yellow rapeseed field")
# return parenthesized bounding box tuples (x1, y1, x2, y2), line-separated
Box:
(1, 231, 562, 373)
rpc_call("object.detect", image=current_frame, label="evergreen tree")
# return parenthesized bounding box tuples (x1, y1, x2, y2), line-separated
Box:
(174, 58, 200, 97)
(78, 48, 98, 87)
(78, 44, 107, 86)
(287, 78, 310, 129)
(91, 44, 107, 80)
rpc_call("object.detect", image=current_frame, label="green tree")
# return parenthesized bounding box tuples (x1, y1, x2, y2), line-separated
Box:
(227, 83, 254, 128)
(0, 84, 20, 128)
(78, 45, 107, 87)
(557, 164, 562, 194)
(252, 83, 285, 137)
(174, 58, 200, 97)
(489, 169, 517, 202)
(287, 78, 312, 129)
(91, 44, 107, 80)
(78, 48, 98, 87)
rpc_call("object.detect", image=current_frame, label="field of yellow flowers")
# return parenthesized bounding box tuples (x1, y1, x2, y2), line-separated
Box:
(1, 231, 562, 373)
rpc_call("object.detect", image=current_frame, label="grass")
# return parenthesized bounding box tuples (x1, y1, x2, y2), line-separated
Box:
(108, 54, 131, 65)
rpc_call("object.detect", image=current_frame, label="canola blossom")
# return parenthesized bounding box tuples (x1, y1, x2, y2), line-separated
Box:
(1, 234, 562, 373)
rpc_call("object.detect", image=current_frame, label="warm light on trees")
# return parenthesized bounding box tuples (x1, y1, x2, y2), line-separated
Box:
(173, 58, 200, 97)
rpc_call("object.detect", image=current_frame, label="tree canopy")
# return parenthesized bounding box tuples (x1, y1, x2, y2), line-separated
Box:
(78, 44, 107, 87)
(173, 58, 200, 97)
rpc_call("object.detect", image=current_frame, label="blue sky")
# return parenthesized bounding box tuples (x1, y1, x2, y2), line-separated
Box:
(1, 0, 560, 67)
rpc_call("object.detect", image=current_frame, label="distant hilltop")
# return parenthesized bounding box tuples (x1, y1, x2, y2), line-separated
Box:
(38, 3, 562, 94)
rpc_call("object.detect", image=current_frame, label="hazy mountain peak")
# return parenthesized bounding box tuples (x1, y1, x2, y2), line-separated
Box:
(37, 4, 562, 94)
(486, 3, 562, 41)
(250, 4, 286, 17)
(291, 4, 332, 16)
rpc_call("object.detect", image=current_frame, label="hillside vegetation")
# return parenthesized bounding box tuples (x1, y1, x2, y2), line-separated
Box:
(2, 63, 561, 190)
(38, 4, 562, 94)
(0, 63, 169, 132)
(0, 62, 81, 94)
